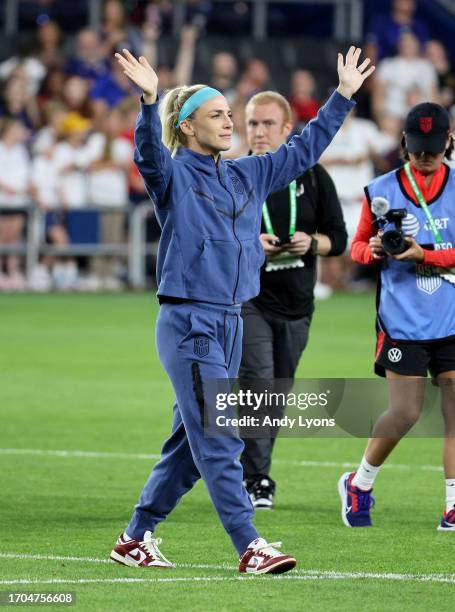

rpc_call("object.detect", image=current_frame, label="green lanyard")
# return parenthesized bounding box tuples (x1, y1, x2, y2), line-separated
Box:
(262, 181, 297, 237)
(404, 162, 443, 244)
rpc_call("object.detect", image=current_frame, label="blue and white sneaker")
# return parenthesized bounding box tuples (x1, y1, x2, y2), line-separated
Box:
(338, 472, 375, 527)
(437, 506, 455, 531)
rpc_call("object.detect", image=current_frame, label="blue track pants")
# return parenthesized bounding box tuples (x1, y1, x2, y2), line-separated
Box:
(126, 301, 259, 555)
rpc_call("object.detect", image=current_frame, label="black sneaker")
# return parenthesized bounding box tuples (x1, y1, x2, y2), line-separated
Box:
(245, 477, 276, 509)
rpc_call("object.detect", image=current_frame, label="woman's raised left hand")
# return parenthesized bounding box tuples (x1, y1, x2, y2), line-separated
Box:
(336, 46, 375, 99)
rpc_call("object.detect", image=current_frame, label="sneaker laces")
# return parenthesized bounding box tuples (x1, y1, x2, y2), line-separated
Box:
(255, 541, 283, 558)
(140, 534, 172, 565)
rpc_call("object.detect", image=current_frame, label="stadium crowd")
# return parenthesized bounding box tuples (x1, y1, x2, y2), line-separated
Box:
(0, 0, 454, 291)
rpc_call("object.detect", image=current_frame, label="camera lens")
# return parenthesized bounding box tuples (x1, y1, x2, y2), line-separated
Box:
(381, 230, 407, 255)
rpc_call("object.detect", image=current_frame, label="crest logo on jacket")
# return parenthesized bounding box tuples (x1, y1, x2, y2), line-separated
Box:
(194, 337, 210, 357)
(419, 117, 432, 133)
(230, 175, 244, 194)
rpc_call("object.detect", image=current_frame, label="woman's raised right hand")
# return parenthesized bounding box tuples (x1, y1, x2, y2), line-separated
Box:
(115, 48, 158, 103)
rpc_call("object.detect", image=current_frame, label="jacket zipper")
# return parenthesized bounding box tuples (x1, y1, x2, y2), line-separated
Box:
(215, 158, 242, 304)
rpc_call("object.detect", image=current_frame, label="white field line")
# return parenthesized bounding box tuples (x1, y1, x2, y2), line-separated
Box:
(0, 448, 443, 472)
(0, 449, 161, 460)
(0, 554, 233, 571)
(1, 554, 455, 585)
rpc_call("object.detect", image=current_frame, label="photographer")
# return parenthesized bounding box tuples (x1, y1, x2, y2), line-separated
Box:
(239, 92, 347, 509)
(338, 102, 455, 531)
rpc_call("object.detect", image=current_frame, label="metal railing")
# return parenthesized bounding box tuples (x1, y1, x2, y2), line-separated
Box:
(0, 203, 157, 290)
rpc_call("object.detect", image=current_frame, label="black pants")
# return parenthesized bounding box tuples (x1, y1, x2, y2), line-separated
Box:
(239, 300, 311, 480)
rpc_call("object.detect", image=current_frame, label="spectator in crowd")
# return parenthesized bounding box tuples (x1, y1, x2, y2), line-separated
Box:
(242, 58, 271, 96)
(0, 73, 40, 130)
(210, 52, 238, 100)
(0, 39, 46, 97)
(320, 109, 395, 289)
(50, 112, 92, 289)
(226, 58, 272, 158)
(87, 106, 134, 288)
(116, 97, 147, 203)
(223, 78, 253, 158)
(425, 40, 455, 111)
(142, 23, 200, 96)
(33, 100, 67, 156)
(54, 111, 91, 210)
(62, 75, 93, 119)
(131, 1, 174, 35)
(163, 24, 199, 88)
(30, 105, 67, 292)
(374, 113, 403, 175)
(0, 119, 31, 290)
(65, 29, 109, 82)
(365, 0, 429, 63)
(36, 19, 64, 71)
(289, 69, 320, 128)
(90, 56, 140, 120)
(31, 99, 69, 256)
(37, 68, 67, 108)
(372, 32, 439, 122)
(91, 23, 199, 120)
(99, 0, 145, 59)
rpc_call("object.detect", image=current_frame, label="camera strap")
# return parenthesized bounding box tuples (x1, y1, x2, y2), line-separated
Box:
(404, 162, 443, 244)
(262, 180, 297, 237)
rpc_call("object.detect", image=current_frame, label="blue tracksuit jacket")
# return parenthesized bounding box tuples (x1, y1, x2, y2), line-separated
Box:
(135, 91, 355, 304)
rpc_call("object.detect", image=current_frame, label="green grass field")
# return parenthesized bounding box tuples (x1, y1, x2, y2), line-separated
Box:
(1, 293, 454, 611)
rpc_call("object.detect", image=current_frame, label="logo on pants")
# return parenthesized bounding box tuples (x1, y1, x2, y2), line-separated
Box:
(387, 348, 402, 363)
(194, 336, 209, 357)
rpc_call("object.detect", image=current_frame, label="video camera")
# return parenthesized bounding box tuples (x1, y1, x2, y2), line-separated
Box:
(371, 197, 408, 255)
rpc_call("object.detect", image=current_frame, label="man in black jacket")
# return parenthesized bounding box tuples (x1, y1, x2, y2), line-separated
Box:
(240, 91, 348, 508)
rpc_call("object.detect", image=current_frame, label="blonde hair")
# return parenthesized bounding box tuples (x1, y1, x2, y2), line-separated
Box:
(159, 84, 207, 157)
(245, 91, 293, 125)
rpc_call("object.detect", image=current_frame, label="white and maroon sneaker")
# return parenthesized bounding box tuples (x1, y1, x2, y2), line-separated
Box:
(238, 538, 296, 575)
(110, 531, 174, 568)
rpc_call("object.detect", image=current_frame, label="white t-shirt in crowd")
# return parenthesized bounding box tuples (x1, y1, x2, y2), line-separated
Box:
(320, 117, 394, 201)
(32, 126, 58, 156)
(376, 57, 437, 119)
(31, 155, 59, 209)
(320, 117, 396, 242)
(0, 142, 31, 207)
(86, 133, 133, 207)
(53, 142, 90, 209)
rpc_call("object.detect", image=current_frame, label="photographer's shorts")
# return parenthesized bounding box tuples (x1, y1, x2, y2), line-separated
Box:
(375, 331, 455, 378)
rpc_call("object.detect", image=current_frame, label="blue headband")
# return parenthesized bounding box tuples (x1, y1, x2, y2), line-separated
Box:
(175, 87, 223, 128)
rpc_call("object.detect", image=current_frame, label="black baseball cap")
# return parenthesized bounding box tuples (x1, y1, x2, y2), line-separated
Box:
(405, 102, 450, 154)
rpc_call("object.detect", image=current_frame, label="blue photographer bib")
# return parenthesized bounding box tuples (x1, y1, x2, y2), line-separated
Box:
(366, 165, 455, 341)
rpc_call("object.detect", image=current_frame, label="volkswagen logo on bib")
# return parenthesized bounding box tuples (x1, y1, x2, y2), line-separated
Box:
(387, 348, 402, 363)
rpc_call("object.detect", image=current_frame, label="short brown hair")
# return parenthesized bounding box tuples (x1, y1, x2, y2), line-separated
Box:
(245, 91, 293, 125)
